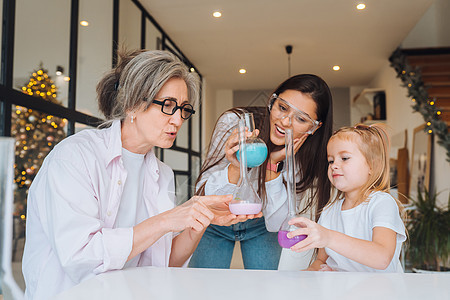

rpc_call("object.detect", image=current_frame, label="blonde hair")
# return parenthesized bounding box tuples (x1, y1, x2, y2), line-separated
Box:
(328, 123, 406, 220)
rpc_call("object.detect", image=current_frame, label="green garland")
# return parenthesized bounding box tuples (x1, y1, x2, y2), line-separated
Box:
(389, 48, 450, 162)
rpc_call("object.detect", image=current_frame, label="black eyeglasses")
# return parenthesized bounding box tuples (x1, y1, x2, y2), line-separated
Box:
(151, 98, 195, 120)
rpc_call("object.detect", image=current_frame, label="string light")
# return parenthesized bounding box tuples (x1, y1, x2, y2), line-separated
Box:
(390, 48, 450, 161)
(14, 66, 67, 223)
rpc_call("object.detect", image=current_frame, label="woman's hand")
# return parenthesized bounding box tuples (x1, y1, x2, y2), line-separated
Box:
(318, 264, 335, 271)
(164, 196, 218, 233)
(165, 194, 263, 233)
(199, 194, 263, 226)
(286, 217, 332, 252)
(268, 134, 307, 166)
(225, 128, 259, 168)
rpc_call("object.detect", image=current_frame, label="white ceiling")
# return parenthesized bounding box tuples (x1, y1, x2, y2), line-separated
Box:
(140, 0, 433, 90)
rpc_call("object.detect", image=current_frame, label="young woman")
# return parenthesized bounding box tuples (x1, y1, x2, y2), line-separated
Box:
(189, 74, 333, 269)
(22, 50, 239, 299)
(288, 124, 406, 272)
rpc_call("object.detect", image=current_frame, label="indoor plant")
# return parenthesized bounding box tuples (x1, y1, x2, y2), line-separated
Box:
(407, 187, 450, 272)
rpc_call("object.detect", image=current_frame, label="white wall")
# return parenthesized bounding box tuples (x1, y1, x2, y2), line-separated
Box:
(371, 0, 450, 205)
(14, 0, 71, 104)
(13, 0, 115, 120)
(201, 79, 217, 157)
(201, 83, 234, 158)
(402, 0, 450, 48)
(330, 87, 351, 130)
(360, 62, 449, 206)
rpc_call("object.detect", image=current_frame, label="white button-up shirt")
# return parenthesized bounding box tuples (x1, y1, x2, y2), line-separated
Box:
(22, 120, 177, 300)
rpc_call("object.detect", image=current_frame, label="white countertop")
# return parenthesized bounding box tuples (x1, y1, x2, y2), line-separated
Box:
(54, 266, 450, 300)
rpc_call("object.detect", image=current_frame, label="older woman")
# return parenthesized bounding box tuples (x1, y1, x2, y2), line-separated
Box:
(22, 50, 242, 299)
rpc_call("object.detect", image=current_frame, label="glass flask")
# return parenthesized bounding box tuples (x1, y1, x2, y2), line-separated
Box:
(236, 113, 267, 168)
(229, 117, 263, 215)
(278, 128, 307, 248)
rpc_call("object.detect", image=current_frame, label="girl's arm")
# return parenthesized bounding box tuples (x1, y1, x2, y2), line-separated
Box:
(307, 248, 329, 271)
(287, 217, 397, 270)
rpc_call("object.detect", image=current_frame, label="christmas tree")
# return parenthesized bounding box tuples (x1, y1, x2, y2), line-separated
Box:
(12, 66, 67, 221)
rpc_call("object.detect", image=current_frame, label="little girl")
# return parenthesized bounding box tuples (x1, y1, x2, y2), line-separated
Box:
(287, 124, 406, 272)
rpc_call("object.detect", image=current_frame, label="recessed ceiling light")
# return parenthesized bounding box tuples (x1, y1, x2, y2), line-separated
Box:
(333, 65, 340, 71)
(213, 11, 222, 18)
(190, 67, 195, 73)
(239, 69, 246, 74)
(80, 20, 89, 26)
(356, 3, 366, 10)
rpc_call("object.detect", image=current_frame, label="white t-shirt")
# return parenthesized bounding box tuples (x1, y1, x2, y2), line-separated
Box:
(318, 191, 406, 272)
(116, 148, 148, 268)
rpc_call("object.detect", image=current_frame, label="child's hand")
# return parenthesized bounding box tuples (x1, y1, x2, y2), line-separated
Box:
(287, 217, 331, 252)
(318, 264, 335, 271)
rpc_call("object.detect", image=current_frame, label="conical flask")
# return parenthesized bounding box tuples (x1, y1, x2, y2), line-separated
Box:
(229, 117, 263, 215)
(278, 128, 307, 248)
(236, 113, 267, 168)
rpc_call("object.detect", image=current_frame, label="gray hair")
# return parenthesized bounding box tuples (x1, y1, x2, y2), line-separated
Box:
(97, 49, 200, 124)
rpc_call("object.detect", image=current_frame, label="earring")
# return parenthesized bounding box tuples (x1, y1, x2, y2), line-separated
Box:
(131, 115, 134, 123)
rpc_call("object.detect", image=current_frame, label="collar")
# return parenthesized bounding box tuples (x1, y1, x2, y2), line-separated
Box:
(105, 120, 124, 168)
(105, 120, 160, 180)
(144, 148, 160, 181)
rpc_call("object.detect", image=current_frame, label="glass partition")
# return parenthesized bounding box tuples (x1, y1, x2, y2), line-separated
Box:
(77, 0, 113, 119)
(119, 0, 141, 50)
(10, 104, 68, 263)
(0, 1, 2, 74)
(191, 156, 201, 195)
(2, 1, 202, 287)
(14, 0, 71, 107)
(165, 39, 183, 60)
(175, 174, 189, 204)
(192, 105, 200, 152)
(164, 149, 189, 171)
(75, 122, 97, 134)
(146, 19, 162, 50)
(176, 120, 189, 148)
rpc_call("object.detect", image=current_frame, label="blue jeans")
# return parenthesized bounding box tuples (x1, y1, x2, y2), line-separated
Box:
(189, 217, 281, 270)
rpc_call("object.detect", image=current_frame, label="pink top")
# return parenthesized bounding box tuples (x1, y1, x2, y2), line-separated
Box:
(22, 120, 177, 300)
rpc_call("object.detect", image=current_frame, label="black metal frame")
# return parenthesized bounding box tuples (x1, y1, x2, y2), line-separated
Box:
(0, 0, 203, 200)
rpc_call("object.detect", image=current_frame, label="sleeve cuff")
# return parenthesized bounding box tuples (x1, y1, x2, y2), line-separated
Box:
(95, 227, 134, 273)
(204, 163, 237, 195)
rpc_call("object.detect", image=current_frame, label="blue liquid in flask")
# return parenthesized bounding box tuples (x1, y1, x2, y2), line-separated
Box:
(237, 142, 268, 168)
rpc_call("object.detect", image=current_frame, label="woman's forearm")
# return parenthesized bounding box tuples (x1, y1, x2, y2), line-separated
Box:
(128, 214, 170, 261)
(169, 228, 205, 267)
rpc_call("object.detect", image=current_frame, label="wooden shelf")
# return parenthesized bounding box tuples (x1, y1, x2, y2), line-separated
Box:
(353, 88, 386, 123)
(353, 88, 385, 105)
